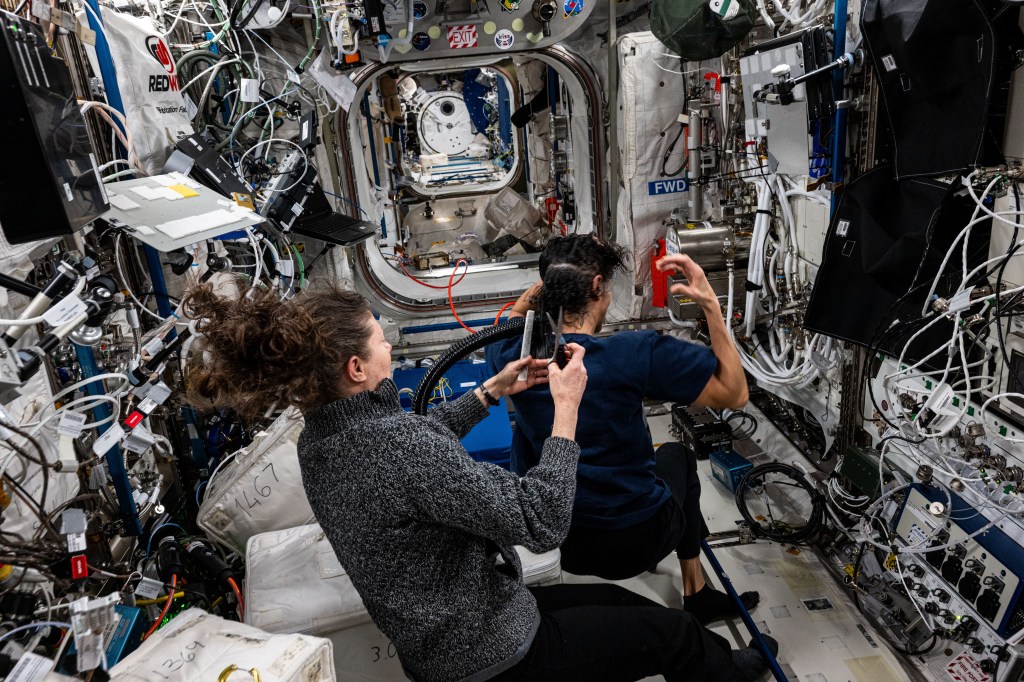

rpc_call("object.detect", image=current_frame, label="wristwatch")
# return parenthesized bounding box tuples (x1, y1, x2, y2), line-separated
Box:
(479, 385, 500, 406)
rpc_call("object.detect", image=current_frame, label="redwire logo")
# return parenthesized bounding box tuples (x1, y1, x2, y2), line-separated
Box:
(145, 36, 179, 92)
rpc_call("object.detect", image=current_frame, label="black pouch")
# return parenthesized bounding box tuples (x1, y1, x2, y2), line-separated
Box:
(804, 166, 990, 366)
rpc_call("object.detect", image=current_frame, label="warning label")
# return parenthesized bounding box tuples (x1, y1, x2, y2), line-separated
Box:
(946, 653, 988, 682)
(447, 25, 478, 49)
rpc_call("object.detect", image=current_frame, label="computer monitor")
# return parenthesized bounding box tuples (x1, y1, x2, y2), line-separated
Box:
(0, 11, 109, 244)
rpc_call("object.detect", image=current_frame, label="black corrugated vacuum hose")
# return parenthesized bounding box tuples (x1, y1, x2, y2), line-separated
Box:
(413, 317, 526, 415)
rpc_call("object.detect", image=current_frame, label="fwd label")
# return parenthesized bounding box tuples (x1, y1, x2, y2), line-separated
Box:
(647, 177, 689, 196)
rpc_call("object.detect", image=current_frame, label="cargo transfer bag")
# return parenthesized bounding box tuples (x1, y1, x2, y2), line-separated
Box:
(109, 608, 335, 681)
(197, 408, 314, 553)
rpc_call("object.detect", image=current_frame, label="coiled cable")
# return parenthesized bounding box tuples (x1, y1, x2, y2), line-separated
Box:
(735, 462, 825, 545)
(413, 318, 525, 415)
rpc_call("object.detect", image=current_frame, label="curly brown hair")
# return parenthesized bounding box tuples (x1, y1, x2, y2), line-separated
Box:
(183, 281, 372, 420)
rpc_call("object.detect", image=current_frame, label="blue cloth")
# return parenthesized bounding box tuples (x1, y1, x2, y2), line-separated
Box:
(393, 360, 513, 468)
(487, 330, 717, 529)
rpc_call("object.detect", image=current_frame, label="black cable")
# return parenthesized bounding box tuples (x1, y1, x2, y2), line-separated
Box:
(660, 123, 688, 177)
(2, 430, 53, 537)
(891, 632, 938, 656)
(234, 0, 267, 30)
(735, 462, 824, 545)
(3, 473, 61, 543)
(725, 410, 758, 440)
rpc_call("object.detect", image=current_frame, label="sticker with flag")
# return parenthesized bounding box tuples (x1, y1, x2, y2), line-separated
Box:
(563, 0, 582, 17)
(447, 24, 478, 48)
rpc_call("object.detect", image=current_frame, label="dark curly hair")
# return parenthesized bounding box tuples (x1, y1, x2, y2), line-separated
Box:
(536, 234, 628, 351)
(183, 281, 372, 420)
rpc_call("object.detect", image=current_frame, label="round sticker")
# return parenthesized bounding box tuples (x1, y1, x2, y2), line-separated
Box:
(413, 0, 427, 18)
(483, 21, 497, 35)
(563, 0, 583, 16)
(511, 17, 525, 31)
(709, 0, 739, 20)
(412, 32, 431, 50)
(427, 25, 442, 39)
(494, 28, 515, 49)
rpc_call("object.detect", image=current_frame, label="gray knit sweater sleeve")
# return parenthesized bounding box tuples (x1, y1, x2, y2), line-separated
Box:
(424, 388, 489, 438)
(403, 435, 580, 554)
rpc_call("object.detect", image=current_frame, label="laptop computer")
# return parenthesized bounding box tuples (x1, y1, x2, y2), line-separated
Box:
(267, 162, 377, 247)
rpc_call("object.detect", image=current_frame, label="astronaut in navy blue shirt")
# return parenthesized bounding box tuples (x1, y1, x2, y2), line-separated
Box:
(487, 234, 759, 625)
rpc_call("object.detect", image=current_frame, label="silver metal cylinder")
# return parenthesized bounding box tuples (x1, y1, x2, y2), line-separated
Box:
(670, 222, 750, 271)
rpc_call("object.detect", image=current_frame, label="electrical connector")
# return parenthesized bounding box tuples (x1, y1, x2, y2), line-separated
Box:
(156, 536, 184, 583)
(184, 540, 233, 584)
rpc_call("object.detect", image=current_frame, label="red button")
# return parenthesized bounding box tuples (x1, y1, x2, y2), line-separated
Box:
(125, 411, 144, 429)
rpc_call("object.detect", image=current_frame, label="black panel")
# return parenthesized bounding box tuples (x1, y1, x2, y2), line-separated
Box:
(804, 166, 989, 366)
(0, 11, 108, 244)
(167, 133, 250, 198)
(861, 0, 1022, 179)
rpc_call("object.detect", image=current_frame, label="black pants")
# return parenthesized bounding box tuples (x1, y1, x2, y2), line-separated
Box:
(490, 583, 742, 682)
(560, 442, 708, 580)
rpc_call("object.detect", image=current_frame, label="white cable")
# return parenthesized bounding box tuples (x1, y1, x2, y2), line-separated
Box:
(244, 228, 264, 283)
(204, 451, 239, 499)
(894, 556, 934, 633)
(98, 159, 132, 173)
(179, 56, 240, 94)
(667, 307, 697, 329)
(34, 372, 128, 416)
(80, 100, 141, 171)
(330, 8, 360, 55)
(921, 175, 1008, 315)
(155, 0, 194, 36)
(783, 188, 830, 206)
(27, 395, 121, 435)
(115, 234, 163, 323)
(755, 0, 775, 29)
(0, 622, 73, 648)
(980, 393, 1024, 443)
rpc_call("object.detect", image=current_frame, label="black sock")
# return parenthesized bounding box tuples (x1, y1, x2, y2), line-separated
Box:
(731, 636, 778, 682)
(683, 585, 760, 625)
(731, 648, 766, 682)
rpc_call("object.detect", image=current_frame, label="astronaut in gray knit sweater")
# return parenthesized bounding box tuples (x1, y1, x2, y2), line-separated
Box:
(185, 282, 774, 682)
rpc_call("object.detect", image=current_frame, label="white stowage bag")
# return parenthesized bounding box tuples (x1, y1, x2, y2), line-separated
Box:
(615, 31, 691, 320)
(100, 10, 194, 175)
(484, 187, 543, 242)
(246, 523, 563, 681)
(245, 523, 371, 635)
(109, 609, 335, 681)
(197, 408, 315, 554)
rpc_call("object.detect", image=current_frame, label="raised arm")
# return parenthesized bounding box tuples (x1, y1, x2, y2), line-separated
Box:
(656, 254, 748, 409)
(407, 345, 587, 553)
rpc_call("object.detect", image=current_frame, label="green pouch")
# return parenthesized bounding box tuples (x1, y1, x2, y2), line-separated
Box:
(651, 0, 757, 61)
